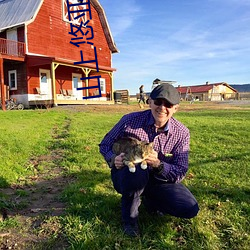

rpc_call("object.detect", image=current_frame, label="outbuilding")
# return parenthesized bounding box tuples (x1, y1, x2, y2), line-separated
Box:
(0, 0, 118, 109)
(177, 82, 238, 101)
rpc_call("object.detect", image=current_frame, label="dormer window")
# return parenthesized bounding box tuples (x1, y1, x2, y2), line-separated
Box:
(62, 0, 91, 25)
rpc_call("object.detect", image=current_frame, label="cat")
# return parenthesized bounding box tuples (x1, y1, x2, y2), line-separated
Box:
(112, 137, 154, 173)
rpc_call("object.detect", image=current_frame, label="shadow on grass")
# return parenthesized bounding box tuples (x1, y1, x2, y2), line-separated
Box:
(187, 181, 250, 249)
(61, 168, 208, 249)
(0, 177, 9, 189)
(190, 151, 249, 166)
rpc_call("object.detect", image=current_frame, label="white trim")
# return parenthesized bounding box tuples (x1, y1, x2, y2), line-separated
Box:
(39, 69, 52, 99)
(8, 70, 17, 90)
(25, 0, 45, 54)
(0, 1, 44, 32)
(100, 78, 106, 94)
(25, 0, 44, 26)
(62, 0, 87, 25)
(72, 73, 82, 99)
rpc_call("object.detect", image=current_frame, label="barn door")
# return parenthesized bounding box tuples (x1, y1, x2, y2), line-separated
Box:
(72, 73, 82, 99)
(39, 69, 52, 99)
(6, 29, 18, 55)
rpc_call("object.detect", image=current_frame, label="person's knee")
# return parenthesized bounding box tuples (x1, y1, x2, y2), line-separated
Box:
(180, 203, 199, 219)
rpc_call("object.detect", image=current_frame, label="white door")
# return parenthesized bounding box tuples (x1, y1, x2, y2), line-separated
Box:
(7, 29, 18, 55)
(72, 73, 82, 100)
(39, 69, 52, 99)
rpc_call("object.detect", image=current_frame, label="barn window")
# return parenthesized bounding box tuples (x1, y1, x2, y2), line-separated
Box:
(62, 0, 90, 25)
(8, 70, 17, 90)
(40, 73, 47, 83)
(100, 78, 106, 94)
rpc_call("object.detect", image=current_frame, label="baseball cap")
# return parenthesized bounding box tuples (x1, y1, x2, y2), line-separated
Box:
(150, 83, 180, 105)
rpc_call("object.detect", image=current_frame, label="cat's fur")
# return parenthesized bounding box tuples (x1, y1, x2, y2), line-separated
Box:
(112, 137, 154, 173)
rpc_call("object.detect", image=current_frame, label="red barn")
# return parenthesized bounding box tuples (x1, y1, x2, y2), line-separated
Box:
(0, 0, 118, 108)
(177, 82, 238, 101)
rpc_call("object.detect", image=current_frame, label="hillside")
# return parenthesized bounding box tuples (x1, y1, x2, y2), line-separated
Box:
(231, 84, 250, 92)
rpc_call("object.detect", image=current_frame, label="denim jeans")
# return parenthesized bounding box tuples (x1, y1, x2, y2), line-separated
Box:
(111, 166, 199, 225)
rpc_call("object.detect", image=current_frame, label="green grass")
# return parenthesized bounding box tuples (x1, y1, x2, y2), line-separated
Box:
(0, 106, 249, 249)
(0, 110, 68, 185)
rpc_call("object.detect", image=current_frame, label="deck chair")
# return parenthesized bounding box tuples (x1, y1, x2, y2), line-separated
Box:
(60, 89, 68, 96)
(36, 87, 41, 94)
(67, 89, 77, 99)
(35, 87, 43, 99)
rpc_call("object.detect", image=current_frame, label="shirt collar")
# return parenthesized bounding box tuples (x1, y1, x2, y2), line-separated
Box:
(147, 111, 171, 133)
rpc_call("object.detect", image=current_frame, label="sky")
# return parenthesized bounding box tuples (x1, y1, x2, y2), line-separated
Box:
(98, 0, 250, 94)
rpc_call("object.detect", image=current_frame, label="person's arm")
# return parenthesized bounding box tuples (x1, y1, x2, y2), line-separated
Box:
(99, 115, 127, 168)
(146, 131, 190, 183)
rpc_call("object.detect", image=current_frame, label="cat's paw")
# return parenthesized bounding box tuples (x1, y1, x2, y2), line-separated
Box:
(129, 167, 136, 173)
(141, 163, 147, 170)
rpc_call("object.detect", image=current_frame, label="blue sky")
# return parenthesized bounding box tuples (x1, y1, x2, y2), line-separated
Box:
(98, 0, 250, 94)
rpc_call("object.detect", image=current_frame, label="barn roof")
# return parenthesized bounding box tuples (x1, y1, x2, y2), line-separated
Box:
(0, 0, 118, 53)
(0, 0, 42, 31)
(91, 0, 118, 53)
(177, 82, 237, 94)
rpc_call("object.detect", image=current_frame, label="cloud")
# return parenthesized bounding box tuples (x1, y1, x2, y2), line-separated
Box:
(103, 0, 250, 92)
(102, 0, 141, 37)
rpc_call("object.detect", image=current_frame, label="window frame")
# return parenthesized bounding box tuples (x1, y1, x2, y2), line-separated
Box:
(100, 78, 106, 94)
(62, 0, 87, 25)
(8, 70, 17, 90)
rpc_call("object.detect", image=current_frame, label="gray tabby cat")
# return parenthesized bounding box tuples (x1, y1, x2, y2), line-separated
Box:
(112, 137, 154, 173)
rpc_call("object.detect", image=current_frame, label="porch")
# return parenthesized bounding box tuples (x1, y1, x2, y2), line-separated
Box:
(29, 98, 114, 108)
(0, 38, 25, 58)
(0, 38, 26, 110)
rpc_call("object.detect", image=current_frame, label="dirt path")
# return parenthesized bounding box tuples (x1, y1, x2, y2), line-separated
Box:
(0, 118, 74, 249)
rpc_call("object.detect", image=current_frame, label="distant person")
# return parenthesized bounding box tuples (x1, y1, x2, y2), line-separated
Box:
(99, 83, 199, 237)
(190, 96, 195, 104)
(138, 85, 145, 105)
(151, 78, 161, 90)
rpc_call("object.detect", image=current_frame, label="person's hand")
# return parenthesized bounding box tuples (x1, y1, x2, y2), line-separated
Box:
(146, 150, 160, 168)
(114, 153, 125, 169)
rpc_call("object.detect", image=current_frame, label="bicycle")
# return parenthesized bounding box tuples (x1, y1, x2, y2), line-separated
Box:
(5, 98, 24, 110)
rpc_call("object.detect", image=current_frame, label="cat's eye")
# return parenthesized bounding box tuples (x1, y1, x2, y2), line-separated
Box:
(153, 99, 173, 108)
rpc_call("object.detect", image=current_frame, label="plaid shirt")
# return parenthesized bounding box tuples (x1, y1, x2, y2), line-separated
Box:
(99, 109, 190, 183)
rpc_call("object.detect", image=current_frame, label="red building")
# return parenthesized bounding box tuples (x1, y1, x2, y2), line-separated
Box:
(0, 0, 118, 108)
(177, 82, 237, 101)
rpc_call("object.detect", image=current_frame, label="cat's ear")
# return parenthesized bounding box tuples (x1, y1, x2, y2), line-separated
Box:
(147, 142, 154, 147)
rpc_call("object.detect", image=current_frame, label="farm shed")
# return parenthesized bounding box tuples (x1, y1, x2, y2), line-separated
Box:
(177, 82, 238, 101)
(114, 89, 129, 104)
(0, 0, 118, 109)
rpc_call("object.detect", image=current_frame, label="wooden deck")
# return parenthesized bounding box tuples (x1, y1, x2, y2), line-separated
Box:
(0, 38, 25, 58)
(29, 99, 114, 107)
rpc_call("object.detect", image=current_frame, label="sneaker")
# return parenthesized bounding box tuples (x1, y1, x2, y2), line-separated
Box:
(123, 222, 140, 237)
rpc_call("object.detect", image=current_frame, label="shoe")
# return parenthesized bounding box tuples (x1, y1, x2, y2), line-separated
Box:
(123, 222, 140, 237)
(143, 197, 164, 216)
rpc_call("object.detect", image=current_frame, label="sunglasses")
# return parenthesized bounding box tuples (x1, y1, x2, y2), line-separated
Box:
(153, 99, 173, 108)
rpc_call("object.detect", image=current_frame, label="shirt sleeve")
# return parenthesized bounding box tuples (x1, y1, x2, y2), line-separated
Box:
(153, 128, 190, 183)
(99, 115, 127, 165)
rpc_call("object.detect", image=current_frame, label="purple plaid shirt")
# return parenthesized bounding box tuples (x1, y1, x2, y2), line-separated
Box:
(99, 109, 190, 183)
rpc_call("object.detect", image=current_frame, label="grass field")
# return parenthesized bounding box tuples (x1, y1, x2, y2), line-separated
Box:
(0, 102, 249, 249)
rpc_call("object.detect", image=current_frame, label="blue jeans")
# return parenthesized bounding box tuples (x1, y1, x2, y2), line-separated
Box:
(111, 166, 199, 225)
